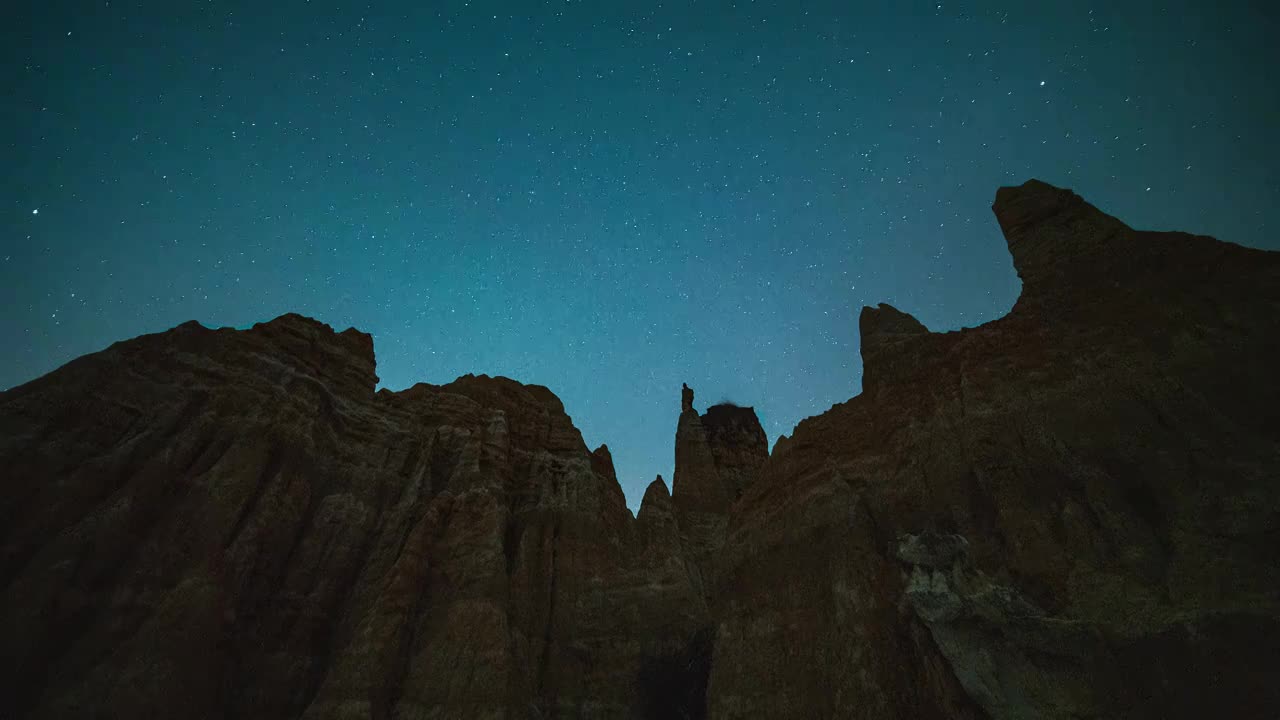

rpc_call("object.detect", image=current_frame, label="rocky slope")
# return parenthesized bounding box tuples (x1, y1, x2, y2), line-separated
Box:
(2, 179, 1277, 719)
(671, 384, 769, 603)
(0, 316, 703, 718)
(709, 180, 1280, 719)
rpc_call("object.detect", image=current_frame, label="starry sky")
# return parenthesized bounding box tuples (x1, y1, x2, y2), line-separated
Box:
(5, 1, 1278, 510)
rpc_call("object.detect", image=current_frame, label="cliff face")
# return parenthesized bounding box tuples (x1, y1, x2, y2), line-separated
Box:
(709, 180, 1280, 719)
(2, 179, 1278, 719)
(0, 315, 697, 719)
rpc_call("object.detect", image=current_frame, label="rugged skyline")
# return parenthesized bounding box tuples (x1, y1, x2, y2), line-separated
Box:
(6, 0, 1279, 508)
(4, 179, 1278, 718)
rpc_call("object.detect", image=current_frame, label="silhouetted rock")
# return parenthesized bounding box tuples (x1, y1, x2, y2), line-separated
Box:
(859, 302, 930, 391)
(708, 179, 1280, 719)
(671, 385, 768, 602)
(3, 179, 1277, 719)
(0, 317, 685, 719)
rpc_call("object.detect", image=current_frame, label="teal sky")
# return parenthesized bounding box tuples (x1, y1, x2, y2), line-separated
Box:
(5, 0, 1278, 509)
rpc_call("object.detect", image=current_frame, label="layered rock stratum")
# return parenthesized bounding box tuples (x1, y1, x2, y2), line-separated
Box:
(2, 179, 1277, 719)
(0, 318, 705, 718)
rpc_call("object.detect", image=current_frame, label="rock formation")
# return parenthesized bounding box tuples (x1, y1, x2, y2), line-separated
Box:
(709, 180, 1280, 719)
(2, 179, 1278, 719)
(671, 384, 769, 602)
(0, 316, 698, 719)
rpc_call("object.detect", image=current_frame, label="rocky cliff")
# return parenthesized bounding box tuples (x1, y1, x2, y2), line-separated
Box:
(2, 179, 1277, 719)
(0, 316, 701, 718)
(709, 180, 1280, 719)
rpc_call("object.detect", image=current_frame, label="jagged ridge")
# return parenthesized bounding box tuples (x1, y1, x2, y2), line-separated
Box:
(3, 179, 1279, 719)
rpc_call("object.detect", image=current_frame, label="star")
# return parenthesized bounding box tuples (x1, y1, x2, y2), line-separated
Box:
(4, 0, 1277, 514)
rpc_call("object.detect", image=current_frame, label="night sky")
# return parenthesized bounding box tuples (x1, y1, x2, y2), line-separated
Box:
(6, 1, 1278, 510)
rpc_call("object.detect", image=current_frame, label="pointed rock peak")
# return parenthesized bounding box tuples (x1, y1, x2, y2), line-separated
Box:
(859, 304, 929, 393)
(991, 179, 1134, 306)
(591, 444, 618, 484)
(772, 433, 792, 457)
(638, 475, 674, 523)
(338, 325, 375, 349)
(682, 382, 696, 413)
(644, 475, 671, 502)
(253, 312, 336, 335)
(859, 303, 928, 340)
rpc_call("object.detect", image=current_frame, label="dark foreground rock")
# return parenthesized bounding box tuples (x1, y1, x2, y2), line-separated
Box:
(0, 316, 702, 719)
(709, 180, 1280, 719)
(2, 179, 1277, 719)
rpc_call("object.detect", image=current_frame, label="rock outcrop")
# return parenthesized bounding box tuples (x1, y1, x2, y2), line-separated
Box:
(2, 179, 1278, 719)
(709, 180, 1280, 719)
(0, 315, 695, 719)
(671, 385, 768, 601)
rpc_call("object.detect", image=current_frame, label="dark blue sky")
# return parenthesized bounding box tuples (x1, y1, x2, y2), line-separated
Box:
(5, 1, 1278, 509)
